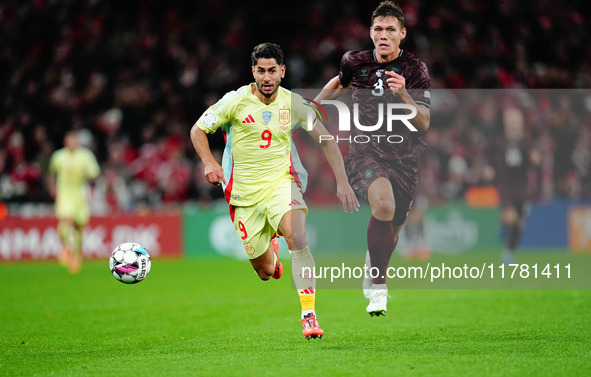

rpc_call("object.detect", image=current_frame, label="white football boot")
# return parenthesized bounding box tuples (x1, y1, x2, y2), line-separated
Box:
(366, 288, 390, 317)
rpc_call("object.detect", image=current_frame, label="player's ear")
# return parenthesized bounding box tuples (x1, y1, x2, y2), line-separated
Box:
(281, 64, 286, 78)
(400, 27, 407, 40)
(252, 65, 256, 78)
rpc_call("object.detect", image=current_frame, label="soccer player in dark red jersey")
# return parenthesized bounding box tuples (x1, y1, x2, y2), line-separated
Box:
(314, 1, 430, 316)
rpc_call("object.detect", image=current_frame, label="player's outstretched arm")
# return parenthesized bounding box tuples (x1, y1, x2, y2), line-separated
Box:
(314, 76, 349, 103)
(305, 120, 359, 213)
(190, 124, 226, 186)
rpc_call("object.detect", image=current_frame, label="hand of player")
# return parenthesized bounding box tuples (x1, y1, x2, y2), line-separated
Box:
(336, 182, 360, 213)
(385, 71, 406, 91)
(204, 162, 226, 186)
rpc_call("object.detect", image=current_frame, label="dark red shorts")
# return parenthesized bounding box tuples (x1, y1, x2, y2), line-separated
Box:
(345, 153, 419, 225)
(500, 196, 530, 218)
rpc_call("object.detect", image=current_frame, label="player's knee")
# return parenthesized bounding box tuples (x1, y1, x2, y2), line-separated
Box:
(286, 231, 307, 251)
(255, 266, 274, 281)
(372, 198, 396, 220)
(256, 271, 272, 281)
(501, 208, 518, 225)
(258, 273, 271, 281)
(59, 218, 75, 227)
(282, 227, 307, 251)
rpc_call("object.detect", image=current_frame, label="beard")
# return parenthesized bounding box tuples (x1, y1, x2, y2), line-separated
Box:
(257, 80, 280, 98)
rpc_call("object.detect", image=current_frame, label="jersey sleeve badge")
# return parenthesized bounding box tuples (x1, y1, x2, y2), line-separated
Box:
(202, 112, 217, 128)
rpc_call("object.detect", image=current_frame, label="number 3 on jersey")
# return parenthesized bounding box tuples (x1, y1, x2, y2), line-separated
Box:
(260, 130, 272, 149)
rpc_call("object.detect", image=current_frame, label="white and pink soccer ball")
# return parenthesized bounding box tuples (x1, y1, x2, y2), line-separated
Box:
(109, 242, 151, 284)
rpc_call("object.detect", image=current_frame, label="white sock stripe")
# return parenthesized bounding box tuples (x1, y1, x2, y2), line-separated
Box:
(301, 309, 315, 319)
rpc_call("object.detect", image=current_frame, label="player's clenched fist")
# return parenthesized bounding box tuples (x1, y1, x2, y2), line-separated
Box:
(385, 71, 405, 90)
(204, 162, 226, 186)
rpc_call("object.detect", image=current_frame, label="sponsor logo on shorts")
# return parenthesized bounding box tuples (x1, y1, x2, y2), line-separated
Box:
(363, 168, 375, 180)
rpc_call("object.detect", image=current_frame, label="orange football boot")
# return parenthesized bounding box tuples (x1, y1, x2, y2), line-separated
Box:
(300, 312, 324, 339)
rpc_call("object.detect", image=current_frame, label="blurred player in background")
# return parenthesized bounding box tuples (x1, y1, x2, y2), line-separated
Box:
(488, 108, 541, 264)
(314, 1, 430, 316)
(49, 131, 101, 273)
(402, 194, 430, 261)
(191, 43, 358, 339)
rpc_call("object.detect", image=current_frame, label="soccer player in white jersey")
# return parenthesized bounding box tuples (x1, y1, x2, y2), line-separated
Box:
(49, 131, 100, 273)
(191, 43, 359, 339)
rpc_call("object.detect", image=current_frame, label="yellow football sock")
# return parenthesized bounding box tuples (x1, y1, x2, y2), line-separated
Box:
(299, 294, 315, 312)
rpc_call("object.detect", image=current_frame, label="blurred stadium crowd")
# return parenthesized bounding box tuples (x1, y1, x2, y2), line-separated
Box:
(1, 0, 590, 213)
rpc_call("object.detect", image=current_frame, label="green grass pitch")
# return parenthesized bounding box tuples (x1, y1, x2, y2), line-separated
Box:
(1, 256, 590, 376)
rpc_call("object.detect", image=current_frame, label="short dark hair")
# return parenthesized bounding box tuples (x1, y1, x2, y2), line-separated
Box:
(371, 1, 405, 28)
(251, 42, 284, 66)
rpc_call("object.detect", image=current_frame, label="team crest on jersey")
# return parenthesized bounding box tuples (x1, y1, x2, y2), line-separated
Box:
(386, 62, 402, 74)
(279, 108, 290, 125)
(243, 242, 255, 255)
(262, 111, 272, 125)
(360, 67, 369, 81)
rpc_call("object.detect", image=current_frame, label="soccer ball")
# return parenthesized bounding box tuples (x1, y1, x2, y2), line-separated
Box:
(109, 242, 151, 284)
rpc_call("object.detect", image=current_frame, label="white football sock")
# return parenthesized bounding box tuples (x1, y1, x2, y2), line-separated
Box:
(290, 245, 315, 293)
